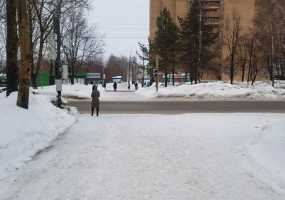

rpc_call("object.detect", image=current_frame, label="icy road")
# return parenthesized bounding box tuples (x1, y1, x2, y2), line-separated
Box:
(1, 114, 285, 200)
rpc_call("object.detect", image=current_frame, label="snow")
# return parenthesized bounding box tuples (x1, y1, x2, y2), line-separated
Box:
(0, 113, 284, 199)
(34, 83, 146, 101)
(34, 81, 285, 101)
(0, 93, 76, 179)
(137, 81, 285, 100)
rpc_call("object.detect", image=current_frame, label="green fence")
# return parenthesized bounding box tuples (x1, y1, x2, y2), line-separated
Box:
(38, 72, 50, 86)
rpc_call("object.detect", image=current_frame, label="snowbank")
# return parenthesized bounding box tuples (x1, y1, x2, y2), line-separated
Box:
(34, 83, 138, 99)
(34, 84, 96, 99)
(34, 83, 144, 101)
(0, 93, 76, 179)
(137, 81, 285, 100)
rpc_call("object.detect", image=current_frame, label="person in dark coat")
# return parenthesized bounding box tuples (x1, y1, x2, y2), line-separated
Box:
(91, 85, 100, 116)
(113, 82, 117, 92)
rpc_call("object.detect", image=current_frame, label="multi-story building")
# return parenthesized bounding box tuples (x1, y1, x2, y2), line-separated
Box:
(150, 0, 256, 39)
(149, 0, 256, 79)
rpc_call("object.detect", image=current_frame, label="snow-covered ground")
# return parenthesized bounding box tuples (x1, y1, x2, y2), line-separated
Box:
(0, 113, 284, 199)
(137, 81, 285, 100)
(0, 93, 76, 179)
(34, 81, 285, 101)
(34, 83, 145, 101)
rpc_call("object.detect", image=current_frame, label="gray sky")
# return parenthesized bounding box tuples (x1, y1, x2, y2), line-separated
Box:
(87, 0, 149, 59)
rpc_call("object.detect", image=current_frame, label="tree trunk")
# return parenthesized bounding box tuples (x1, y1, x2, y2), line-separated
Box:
(17, 0, 32, 109)
(194, 63, 198, 84)
(6, 0, 18, 96)
(230, 52, 235, 84)
(164, 69, 168, 87)
(70, 60, 75, 85)
(172, 63, 175, 86)
(28, 3, 36, 89)
(241, 61, 246, 82)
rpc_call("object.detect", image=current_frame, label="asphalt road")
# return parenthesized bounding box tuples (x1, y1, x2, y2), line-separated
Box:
(68, 100, 285, 114)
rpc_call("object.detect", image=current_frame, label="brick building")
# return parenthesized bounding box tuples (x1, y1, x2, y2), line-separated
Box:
(149, 0, 256, 79)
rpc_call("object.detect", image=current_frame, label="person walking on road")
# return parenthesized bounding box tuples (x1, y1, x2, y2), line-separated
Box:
(113, 82, 117, 92)
(135, 82, 139, 90)
(91, 85, 100, 116)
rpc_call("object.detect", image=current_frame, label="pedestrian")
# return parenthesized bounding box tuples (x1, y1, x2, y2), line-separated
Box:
(91, 84, 100, 116)
(135, 82, 138, 90)
(113, 81, 117, 92)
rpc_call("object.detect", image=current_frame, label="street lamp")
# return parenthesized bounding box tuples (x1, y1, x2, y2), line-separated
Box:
(155, 55, 159, 92)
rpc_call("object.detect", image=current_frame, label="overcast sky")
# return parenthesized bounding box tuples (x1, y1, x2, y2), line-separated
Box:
(87, 0, 149, 59)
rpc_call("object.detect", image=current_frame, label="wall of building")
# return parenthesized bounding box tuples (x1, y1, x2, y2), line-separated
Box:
(149, 0, 188, 39)
(223, 0, 255, 34)
(149, 0, 257, 80)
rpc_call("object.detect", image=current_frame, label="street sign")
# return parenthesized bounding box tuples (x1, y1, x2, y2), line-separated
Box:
(55, 79, 62, 92)
(62, 65, 69, 80)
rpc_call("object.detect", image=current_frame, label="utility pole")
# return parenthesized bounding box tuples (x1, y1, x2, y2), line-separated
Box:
(54, 0, 63, 107)
(136, 49, 146, 87)
(142, 57, 145, 87)
(155, 55, 159, 92)
(128, 55, 131, 90)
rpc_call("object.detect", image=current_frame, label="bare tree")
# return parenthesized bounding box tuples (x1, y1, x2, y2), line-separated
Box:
(62, 5, 104, 84)
(225, 10, 241, 84)
(237, 36, 248, 82)
(30, 0, 54, 88)
(137, 42, 149, 87)
(246, 34, 258, 85)
(254, 0, 285, 84)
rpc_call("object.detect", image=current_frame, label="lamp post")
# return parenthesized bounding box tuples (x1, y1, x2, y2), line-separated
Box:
(155, 55, 159, 92)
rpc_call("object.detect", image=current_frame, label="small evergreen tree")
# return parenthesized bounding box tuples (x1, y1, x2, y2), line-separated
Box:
(137, 42, 149, 87)
(153, 8, 178, 87)
(178, 0, 218, 83)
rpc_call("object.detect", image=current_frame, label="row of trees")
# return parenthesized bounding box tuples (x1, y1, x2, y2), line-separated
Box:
(224, 0, 285, 85)
(104, 55, 141, 83)
(151, 0, 218, 87)
(2, 0, 104, 108)
(147, 0, 285, 86)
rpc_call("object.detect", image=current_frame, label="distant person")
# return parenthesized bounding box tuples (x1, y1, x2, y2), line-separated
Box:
(91, 85, 100, 117)
(135, 82, 139, 90)
(102, 81, 106, 88)
(113, 82, 117, 92)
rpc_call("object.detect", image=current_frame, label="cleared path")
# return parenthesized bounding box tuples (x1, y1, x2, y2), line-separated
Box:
(0, 114, 284, 199)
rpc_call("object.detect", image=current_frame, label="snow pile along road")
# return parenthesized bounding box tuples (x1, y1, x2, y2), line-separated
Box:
(34, 84, 96, 99)
(137, 81, 285, 100)
(34, 83, 146, 101)
(0, 93, 76, 179)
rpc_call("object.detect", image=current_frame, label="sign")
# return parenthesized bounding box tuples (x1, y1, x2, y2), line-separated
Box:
(62, 65, 69, 80)
(86, 73, 101, 79)
(55, 79, 62, 92)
